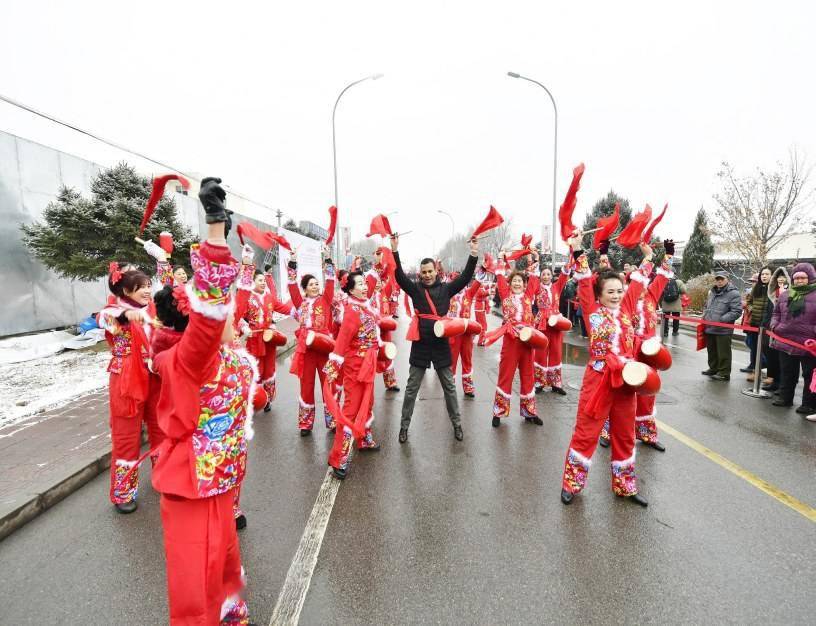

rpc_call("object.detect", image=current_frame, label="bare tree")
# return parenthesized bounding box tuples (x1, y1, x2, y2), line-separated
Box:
(712, 148, 813, 266)
(436, 233, 470, 271)
(478, 217, 514, 258)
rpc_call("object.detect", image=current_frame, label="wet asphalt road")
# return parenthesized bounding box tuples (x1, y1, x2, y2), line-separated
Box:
(1, 318, 814, 625)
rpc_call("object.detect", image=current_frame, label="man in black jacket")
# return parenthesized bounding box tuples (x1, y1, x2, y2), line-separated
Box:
(391, 234, 479, 443)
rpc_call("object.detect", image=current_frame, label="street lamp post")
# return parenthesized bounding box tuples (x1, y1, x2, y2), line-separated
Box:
(436, 209, 455, 241)
(332, 73, 384, 263)
(507, 71, 558, 270)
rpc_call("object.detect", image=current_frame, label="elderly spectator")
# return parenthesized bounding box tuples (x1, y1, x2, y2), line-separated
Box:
(701, 270, 743, 381)
(742, 266, 773, 381)
(769, 262, 816, 414)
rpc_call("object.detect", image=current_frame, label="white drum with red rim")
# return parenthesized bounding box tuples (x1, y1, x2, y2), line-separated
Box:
(305, 330, 335, 354)
(518, 326, 549, 351)
(639, 337, 672, 371)
(622, 361, 661, 396)
(434, 318, 468, 338)
(548, 314, 572, 332)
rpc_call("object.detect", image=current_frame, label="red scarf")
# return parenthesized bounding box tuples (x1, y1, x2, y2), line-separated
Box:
(406, 288, 444, 341)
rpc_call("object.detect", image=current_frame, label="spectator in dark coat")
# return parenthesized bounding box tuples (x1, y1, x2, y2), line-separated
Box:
(392, 234, 479, 443)
(760, 268, 790, 392)
(742, 266, 773, 378)
(769, 262, 816, 414)
(702, 271, 743, 380)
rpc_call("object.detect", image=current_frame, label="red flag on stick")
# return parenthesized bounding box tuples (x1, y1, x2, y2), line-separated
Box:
(139, 174, 190, 233)
(471, 205, 504, 238)
(367, 214, 393, 238)
(616, 205, 653, 248)
(559, 163, 585, 241)
(325, 205, 338, 245)
(237, 222, 293, 251)
(593, 203, 620, 250)
(641, 203, 668, 244)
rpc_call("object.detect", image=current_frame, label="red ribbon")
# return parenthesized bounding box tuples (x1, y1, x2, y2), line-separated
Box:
(406, 289, 443, 341)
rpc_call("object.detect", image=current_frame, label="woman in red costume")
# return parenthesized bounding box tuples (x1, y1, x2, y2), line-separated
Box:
(560, 237, 654, 507)
(98, 257, 164, 514)
(366, 258, 400, 392)
(474, 279, 491, 347)
(287, 250, 337, 435)
(487, 249, 541, 427)
(534, 265, 570, 395)
(151, 177, 252, 624)
(448, 274, 485, 397)
(324, 271, 383, 479)
(236, 245, 293, 412)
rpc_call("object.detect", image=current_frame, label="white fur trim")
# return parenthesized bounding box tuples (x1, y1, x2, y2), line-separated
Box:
(329, 352, 344, 365)
(365, 412, 375, 428)
(656, 267, 674, 279)
(629, 271, 648, 285)
(186, 282, 235, 321)
(534, 362, 546, 371)
(114, 458, 138, 468)
(235, 347, 258, 440)
(520, 391, 535, 399)
(568, 447, 592, 466)
(573, 270, 592, 281)
(495, 387, 511, 399)
(299, 397, 315, 408)
(611, 449, 637, 469)
(635, 413, 656, 422)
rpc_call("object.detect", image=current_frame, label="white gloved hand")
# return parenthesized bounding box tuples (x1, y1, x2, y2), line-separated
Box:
(241, 244, 255, 264)
(143, 240, 167, 263)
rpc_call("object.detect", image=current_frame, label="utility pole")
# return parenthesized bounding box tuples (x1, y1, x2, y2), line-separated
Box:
(275, 209, 283, 227)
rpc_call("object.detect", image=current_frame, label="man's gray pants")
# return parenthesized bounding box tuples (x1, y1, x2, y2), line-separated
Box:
(400, 365, 461, 430)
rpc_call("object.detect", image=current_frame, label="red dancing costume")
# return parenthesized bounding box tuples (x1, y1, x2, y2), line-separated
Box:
(534, 269, 570, 392)
(288, 259, 337, 432)
(324, 295, 383, 476)
(448, 279, 483, 396)
(236, 257, 292, 407)
(365, 270, 399, 391)
(474, 283, 491, 346)
(151, 241, 252, 624)
(561, 252, 652, 502)
(487, 261, 541, 423)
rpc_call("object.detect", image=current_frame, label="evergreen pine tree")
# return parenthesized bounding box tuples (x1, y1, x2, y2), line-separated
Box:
(681, 208, 714, 280)
(21, 163, 197, 281)
(579, 191, 656, 270)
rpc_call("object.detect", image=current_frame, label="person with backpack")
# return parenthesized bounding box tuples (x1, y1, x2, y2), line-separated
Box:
(660, 273, 686, 336)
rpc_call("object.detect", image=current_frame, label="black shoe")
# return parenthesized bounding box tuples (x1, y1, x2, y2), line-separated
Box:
(534, 386, 544, 395)
(772, 399, 793, 407)
(115, 501, 137, 514)
(672, 330, 679, 336)
(701, 369, 716, 376)
(644, 440, 666, 452)
(332, 466, 347, 480)
(235, 514, 247, 530)
(561, 489, 574, 505)
(619, 493, 649, 507)
(524, 416, 544, 426)
(386, 386, 401, 393)
(599, 437, 610, 448)
(454, 425, 464, 441)
(710, 374, 730, 381)
(761, 384, 779, 392)
(739, 366, 754, 373)
(398, 428, 408, 444)
(263, 402, 272, 413)
(464, 392, 475, 398)
(300, 429, 312, 437)
(796, 405, 815, 415)
(492, 416, 501, 428)
(551, 387, 567, 396)
(359, 443, 381, 451)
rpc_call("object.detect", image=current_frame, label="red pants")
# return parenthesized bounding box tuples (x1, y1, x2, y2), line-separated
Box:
(534, 328, 564, 389)
(475, 310, 488, 345)
(160, 490, 248, 625)
(248, 341, 277, 402)
(297, 349, 334, 430)
(450, 333, 475, 394)
(379, 329, 398, 390)
(493, 335, 537, 418)
(109, 372, 164, 504)
(635, 394, 659, 443)
(328, 359, 376, 471)
(561, 367, 638, 496)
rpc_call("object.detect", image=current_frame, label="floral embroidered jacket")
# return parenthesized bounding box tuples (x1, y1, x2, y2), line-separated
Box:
(535, 270, 569, 330)
(630, 257, 674, 340)
(496, 261, 540, 330)
(151, 242, 256, 500)
(324, 297, 382, 384)
(288, 262, 336, 340)
(236, 263, 293, 355)
(448, 279, 482, 320)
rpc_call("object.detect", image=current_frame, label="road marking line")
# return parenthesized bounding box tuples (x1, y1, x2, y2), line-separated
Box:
(657, 420, 816, 523)
(269, 468, 341, 625)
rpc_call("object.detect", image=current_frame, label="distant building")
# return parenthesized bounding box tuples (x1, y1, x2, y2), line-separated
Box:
(298, 220, 328, 241)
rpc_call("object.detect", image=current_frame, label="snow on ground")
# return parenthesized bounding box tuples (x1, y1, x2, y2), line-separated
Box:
(0, 344, 109, 430)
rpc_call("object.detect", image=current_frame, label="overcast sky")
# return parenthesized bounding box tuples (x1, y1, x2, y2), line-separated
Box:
(2, 1, 814, 264)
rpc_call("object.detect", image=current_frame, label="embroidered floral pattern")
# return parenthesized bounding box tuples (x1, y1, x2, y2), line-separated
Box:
(110, 459, 138, 504)
(520, 393, 537, 418)
(336, 427, 354, 470)
(534, 363, 547, 388)
(157, 260, 174, 286)
(493, 388, 511, 418)
(462, 372, 475, 395)
(501, 293, 535, 325)
(192, 347, 253, 498)
(298, 398, 316, 431)
(600, 418, 610, 443)
(548, 366, 563, 389)
(358, 429, 378, 450)
(611, 456, 638, 496)
(232, 487, 243, 519)
(189, 243, 239, 307)
(382, 367, 398, 389)
(635, 414, 658, 443)
(221, 596, 249, 625)
(562, 448, 591, 494)
(263, 376, 276, 402)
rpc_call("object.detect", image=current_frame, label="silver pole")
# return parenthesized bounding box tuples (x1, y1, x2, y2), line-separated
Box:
(507, 72, 558, 270)
(332, 74, 384, 265)
(741, 326, 770, 398)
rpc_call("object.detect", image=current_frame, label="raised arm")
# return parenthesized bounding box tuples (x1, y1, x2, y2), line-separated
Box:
(621, 246, 654, 316)
(287, 259, 304, 309)
(322, 261, 336, 308)
(447, 253, 478, 296)
(393, 250, 419, 300)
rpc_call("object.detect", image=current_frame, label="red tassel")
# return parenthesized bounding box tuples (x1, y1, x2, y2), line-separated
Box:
(367, 214, 393, 238)
(616, 205, 653, 249)
(520, 233, 533, 247)
(641, 203, 668, 244)
(471, 206, 504, 239)
(593, 203, 620, 250)
(237, 223, 292, 251)
(559, 163, 585, 241)
(139, 174, 190, 234)
(325, 205, 338, 245)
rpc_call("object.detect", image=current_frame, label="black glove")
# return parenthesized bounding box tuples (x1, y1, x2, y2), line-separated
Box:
(224, 209, 234, 240)
(199, 177, 227, 224)
(264, 264, 273, 273)
(598, 239, 610, 255)
(663, 239, 675, 256)
(324, 258, 334, 266)
(288, 260, 297, 269)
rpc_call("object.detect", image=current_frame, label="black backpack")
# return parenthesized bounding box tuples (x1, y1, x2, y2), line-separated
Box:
(662, 278, 679, 303)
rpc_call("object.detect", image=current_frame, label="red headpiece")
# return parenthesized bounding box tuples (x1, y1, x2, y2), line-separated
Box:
(171, 285, 191, 315)
(108, 261, 123, 285)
